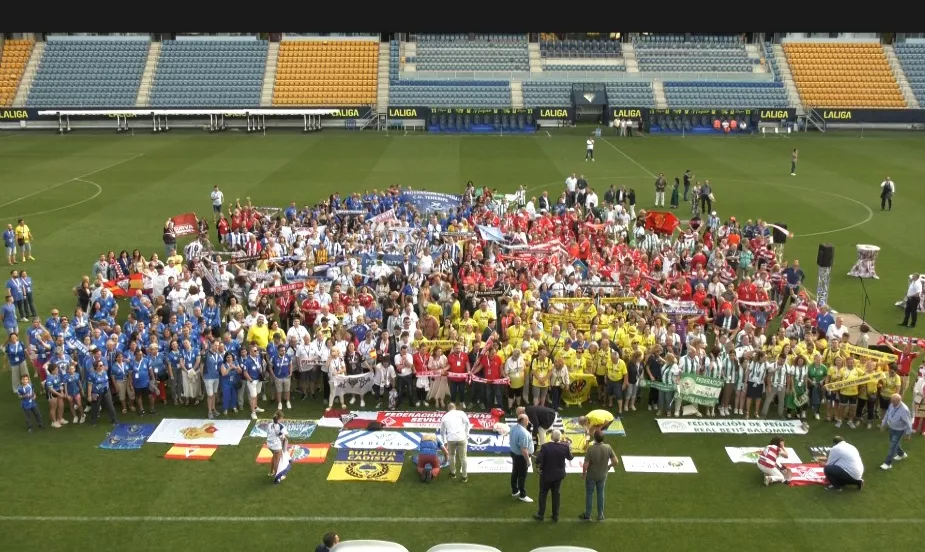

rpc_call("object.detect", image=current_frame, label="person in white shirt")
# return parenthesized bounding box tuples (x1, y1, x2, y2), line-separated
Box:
(826, 317, 851, 342)
(879, 177, 895, 211)
(394, 344, 415, 408)
(210, 185, 224, 223)
(585, 189, 599, 210)
(823, 436, 864, 491)
(440, 402, 473, 481)
(585, 137, 595, 162)
(900, 273, 922, 328)
(287, 317, 310, 344)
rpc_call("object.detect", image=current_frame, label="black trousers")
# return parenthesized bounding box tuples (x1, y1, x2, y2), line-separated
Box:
(396, 375, 414, 407)
(510, 453, 529, 498)
(537, 478, 563, 519)
(90, 389, 118, 425)
(823, 464, 862, 489)
(902, 295, 920, 327)
(700, 196, 712, 214)
(881, 194, 892, 210)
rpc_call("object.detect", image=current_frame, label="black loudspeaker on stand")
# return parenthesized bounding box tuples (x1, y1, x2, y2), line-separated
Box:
(817, 244, 834, 268)
(773, 223, 788, 244)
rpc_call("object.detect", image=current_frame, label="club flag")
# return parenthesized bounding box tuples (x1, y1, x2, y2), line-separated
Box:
(787, 464, 829, 487)
(644, 211, 680, 235)
(327, 449, 405, 483)
(171, 212, 198, 237)
(561, 373, 596, 407)
(544, 431, 588, 454)
(104, 273, 144, 298)
(98, 423, 156, 450)
(165, 445, 217, 460)
(275, 449, 292, 483)
(256, 444, 329, 464)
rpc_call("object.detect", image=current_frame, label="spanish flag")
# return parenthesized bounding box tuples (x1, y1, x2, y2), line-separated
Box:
(104, 273, 144, 298)
(165, 445, 217, 460)
(256, 444, 329, 464)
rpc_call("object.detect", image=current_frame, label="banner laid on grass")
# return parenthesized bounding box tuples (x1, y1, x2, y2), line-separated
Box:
(786, 464, 828, 487)
(148, 419, 252, 446)
(327, 449, 405, 483)
(467, 432, 510, 454)
(98, 423, 156, 450)
(256, 444, 330, 464)
(622, 456, 698, 474)
(545, 432, 589, 454)
(561, 417, 626, 436)
(164, 445, 217, 460)
(373, 410, 500, 430)
(656, 418, 808, 435)
(808, 446, 832, 463)
(724, 446, 803, 465)
(678, 374, 724, 406)
(317, 417, 345, 429)
(103, 273, 144, 298)
(249, 419, 317, 440)
(465, 456, 615, 474)
(333, 430, 423, 450)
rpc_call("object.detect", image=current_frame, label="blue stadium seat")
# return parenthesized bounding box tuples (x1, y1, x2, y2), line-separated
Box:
(894, 43, 925, 106)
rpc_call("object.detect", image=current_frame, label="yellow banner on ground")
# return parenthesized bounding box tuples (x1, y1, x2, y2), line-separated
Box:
(842, 344, 897, 363)
(562, 373, 597, 406)
(825, 371, 885, 392)
(327, 449, 404, 483)
(544, 431, 588, 454)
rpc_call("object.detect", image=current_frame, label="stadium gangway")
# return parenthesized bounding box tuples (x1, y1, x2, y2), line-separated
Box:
(37, 109, 339, 134)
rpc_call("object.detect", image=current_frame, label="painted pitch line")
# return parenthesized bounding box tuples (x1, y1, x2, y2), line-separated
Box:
(0, 152, 143, 210)
(600, 138, 657, 178)
(0, 515, 922, 525)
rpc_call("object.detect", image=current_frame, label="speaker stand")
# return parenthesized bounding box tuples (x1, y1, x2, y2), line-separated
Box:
(816, 266, 831, 307)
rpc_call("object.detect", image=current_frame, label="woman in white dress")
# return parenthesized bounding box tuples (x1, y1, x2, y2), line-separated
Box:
(325, 348, 346, 411)
(426, 347, 449, 409)
(266, 410, 289, 481)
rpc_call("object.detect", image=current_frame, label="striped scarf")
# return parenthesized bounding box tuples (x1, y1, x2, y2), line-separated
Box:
(748, 360, 766, 384)
(718, 352, 737, 383)
(112, 259, 127, 280)
(770, 362, 789, 388)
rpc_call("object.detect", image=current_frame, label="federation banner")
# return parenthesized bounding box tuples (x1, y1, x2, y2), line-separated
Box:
(465, 455, 615, 474)
(148, 419, 252, 446)
(824, 371, 885, 392)
(724, 446, 803, 465)
(98, 424, 156, 450)
(327, 449, 405, 483)
(467, 432, 510, 454)
(786, 463, 829, 487)
(333, 429, 423, 450)
(622, 456, 698, 474)
(656, 418, 808, 435)
(248, 419, 317, 440)
(164, 445, 218, 460)
(374, 410, 500, 430)
(256, 443, 330, 464)
(678, 374, 724, 406)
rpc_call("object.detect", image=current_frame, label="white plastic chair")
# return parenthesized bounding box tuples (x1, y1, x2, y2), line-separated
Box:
(427, 545, 503, 552)
(330, 540, 410, 552)
(530, 547, 599, 552)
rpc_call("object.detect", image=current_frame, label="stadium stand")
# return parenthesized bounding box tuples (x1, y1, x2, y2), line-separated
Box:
(273, 40, 378, 106)
(0, 39, 33, 106)
(605, 81, 657, 107)
(149, 39, 267, 107)
(893, 42, 925, 107)
(540, 39, 622, 58)
(784, 42, 905, 108)
(390, 80, 511, 107)
(414, 34, 528, 71)
(522, 81, 572, 107)
(542, 63, 625, 72)
(634, 35, 757, 73)
(26, 39, 148, 108)
(663, 81, 789, 108)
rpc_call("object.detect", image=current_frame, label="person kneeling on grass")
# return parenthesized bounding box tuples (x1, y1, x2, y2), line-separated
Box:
(758, 436, 791, 486)
(416, 433, 449, 483)
(577, 409, 615, 438)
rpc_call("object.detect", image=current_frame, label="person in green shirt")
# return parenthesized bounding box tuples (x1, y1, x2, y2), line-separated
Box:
(579, 429, 619, 522)
(807, 353, 828, 421)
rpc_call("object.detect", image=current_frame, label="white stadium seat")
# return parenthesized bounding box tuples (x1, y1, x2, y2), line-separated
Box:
(427, 545, 503, 552)
(530, 547, 599, 552)
(330, 540, 410, 552)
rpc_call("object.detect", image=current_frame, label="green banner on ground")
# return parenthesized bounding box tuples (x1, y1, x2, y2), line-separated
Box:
(677, 374, 723, 406)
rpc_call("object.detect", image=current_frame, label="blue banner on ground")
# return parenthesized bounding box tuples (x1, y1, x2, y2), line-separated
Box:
(467, 432, 510, 454)
(401, 191, 462, 214)
(99, 424, 157, 450)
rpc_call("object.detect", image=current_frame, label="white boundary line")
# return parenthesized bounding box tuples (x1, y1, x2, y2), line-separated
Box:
(0, 515, 921, 525)
(600, 138, 657, 178)
(0, 153, 143, 210)
(7, 178, 104, 219)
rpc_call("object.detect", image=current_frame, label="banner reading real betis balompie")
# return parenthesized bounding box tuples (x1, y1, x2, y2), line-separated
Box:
(677, 374, 724, 406)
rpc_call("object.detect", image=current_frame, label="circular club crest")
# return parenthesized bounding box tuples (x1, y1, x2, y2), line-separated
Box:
(662, 420, 684, 431)
(346, 462, 392, 480)
(679, 378, 696, 395)
(289, 445, 309, 462)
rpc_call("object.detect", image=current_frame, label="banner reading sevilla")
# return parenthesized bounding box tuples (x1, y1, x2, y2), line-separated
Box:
(645, 211, 680, 235)
(171, 213, 198, 237)
(376, 410, 500, 430)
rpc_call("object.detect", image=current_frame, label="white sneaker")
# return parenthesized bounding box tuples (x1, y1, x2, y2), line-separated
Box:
(512, 491, 520, 497)
(894, 453, 908, 461)
(880, 463, 892, 470)
(350, 396, 356, 405)
(791, 173, 796, 176)
(52, 422, 61, 429)
(60, 419, 69, 425)
(251, 411, 258, 420)
(519, 495, 534, 503)
(461, 402, 466, 409)
(764, 475, 771, 486)
(277, 403, 283, 411)
(256, 407, 265, 413)
(72, 416, 78, 424)
(814, 413, 820, 420)
(867, 423, 872, 430)
(415, 401, 421, 407)
(286, 401, 292, 409)
(847, 421, 856, 429)
(79, 415, 86, 424)
(360, 400, 366, 408)
(834, 421, 842, 428)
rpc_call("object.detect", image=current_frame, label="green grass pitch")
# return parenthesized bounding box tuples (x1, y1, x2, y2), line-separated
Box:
(0, 128, 923, 552)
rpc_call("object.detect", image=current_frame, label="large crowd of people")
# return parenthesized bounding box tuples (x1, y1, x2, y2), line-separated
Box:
(5, 176, 924, 444)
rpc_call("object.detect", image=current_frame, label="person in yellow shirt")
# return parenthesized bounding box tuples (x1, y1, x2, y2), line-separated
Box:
(166, 247, 184, 267)
(879, 364, 902, 415)
(606, 350, 628, 412)
(507, 321, 524, 346)
(472, 302, 495, 334)
(530, 347, 552, 406)
(14, 219, 34, 262)
(577, 408, 615, 437)
(835, 358, 864, 429)
(246, 316, 270, 349)
(854, 361, 882, 429)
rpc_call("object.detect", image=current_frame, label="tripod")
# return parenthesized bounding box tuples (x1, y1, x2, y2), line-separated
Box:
(858, 275, 872, 325)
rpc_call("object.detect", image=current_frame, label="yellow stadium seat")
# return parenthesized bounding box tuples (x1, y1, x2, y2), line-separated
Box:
(273, 40, 379, 106)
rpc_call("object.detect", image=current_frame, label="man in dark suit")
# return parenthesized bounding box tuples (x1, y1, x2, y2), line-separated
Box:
(533, 429, 574, 522)
(519, 404, 557, 446)
(713, 305, 739, 336)
(537, 191, 551, 212)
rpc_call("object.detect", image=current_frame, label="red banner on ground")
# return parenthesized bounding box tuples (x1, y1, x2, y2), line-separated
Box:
(376, 411, 500, 430)
(171, 212, 198, 237)
(786, 463, 829, 487)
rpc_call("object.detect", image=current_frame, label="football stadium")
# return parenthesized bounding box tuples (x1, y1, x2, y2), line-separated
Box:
(1, 31, 925, 552)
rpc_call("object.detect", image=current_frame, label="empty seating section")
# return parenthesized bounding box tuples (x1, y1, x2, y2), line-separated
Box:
(27, 40, 147, 108)
(390, 80, 510, 107)
(150, 40, 266, 107)
(664, 81, 788, 108)
(415, 34, 528, 72)
(784, 42, 904, 108)
(605, 82, 656, 107)
(893, 43, 925, 106)
(0, 40, 33, 106)
(273, 40, 377, 106)
(540, 39, 621, 58)
(522, 82, 572, 106)
(542, 63, 625, 72)
(634, 35, 755, 72)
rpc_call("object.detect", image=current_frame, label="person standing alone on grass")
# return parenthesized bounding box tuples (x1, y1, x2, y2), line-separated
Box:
(580, 429, 619, 521)
(683, 169, 693, 202)
(654, 173, 667, 207)
(790, 149, 798, 176)
(16, 374, 43, 432)
(14, 219, 34, 263)
(510, 413, 535, 503)
(823, 436, 864, 491)
(440, 402, 472, 482)
(534, 428, 573, 522)
(899, 273, 921, 329)
(585, 137, 595, 162)
(210, 185, 224, 223)
(880, 393, 913, 471)
(880, 177, 895, 211)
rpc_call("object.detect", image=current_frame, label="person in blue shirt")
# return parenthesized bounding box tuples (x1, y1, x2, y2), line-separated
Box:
(129, 348, 156, 416)
(242, 345, 266, 420)
(2, 295, 18, 338)
(73, 308, 91, 342)
(180, 339, 201, 407)
(16, 375, 43, 431)
(87, 360, 118, 426)
(44, 363, 67, 429)
(273, 344, 293, 411)
(509, 414, 535, 502)
(203, 297, 222, 338)
(219, 352, 242, 415)
(416, 433, 449, 482)
(203, 341, 224, 419)
(19, 271, 36, 320)
(109, 351, 133, 414)
(148, 344, 169, 405)
(165, 340, 183, 406)
(5, 332, 29, 393)
(6, 270, 26, 322)
(63, 364, 85, 424)
(3, 224, 16, 266)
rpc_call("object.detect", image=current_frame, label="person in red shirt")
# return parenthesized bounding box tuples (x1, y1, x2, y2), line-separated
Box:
(885, 341, 921, 395)
(477, 344, 505, 410)
(446, 343, 470, 407)
(216, 214, 230, 245)
(300, 291, 321, 327)
(276, 291, 296, 331)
